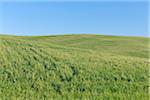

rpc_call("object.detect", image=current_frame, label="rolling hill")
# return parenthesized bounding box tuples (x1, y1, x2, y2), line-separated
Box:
(0, 34, 149, 99)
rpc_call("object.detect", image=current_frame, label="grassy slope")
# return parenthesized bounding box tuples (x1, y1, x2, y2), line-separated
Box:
(0, 34, 149, 99)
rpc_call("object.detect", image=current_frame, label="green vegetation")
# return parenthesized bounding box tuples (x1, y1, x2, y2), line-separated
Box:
(0, 34, 149, 99)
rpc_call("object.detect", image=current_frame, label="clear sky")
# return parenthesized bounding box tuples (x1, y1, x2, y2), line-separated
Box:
(0, 1, 148, 36)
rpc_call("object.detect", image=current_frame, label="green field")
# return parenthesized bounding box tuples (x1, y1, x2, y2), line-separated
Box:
(0, 34, 149, 99)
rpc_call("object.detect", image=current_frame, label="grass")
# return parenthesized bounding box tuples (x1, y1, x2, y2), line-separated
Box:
(0, 34, 149, 100)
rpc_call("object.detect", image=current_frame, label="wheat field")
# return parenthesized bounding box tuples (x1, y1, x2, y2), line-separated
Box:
(0, 34, 149, 99)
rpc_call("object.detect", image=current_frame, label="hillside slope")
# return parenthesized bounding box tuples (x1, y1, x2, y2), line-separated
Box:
(0, 34, 149, 99)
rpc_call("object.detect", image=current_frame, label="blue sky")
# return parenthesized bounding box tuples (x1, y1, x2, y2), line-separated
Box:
(0, 1, 148, 36)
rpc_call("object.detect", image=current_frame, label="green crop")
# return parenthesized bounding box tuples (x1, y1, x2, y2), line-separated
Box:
(0, 34, 149, 100)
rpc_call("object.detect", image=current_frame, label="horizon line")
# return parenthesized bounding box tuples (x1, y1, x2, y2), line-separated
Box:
(0, 33, 148, 38)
